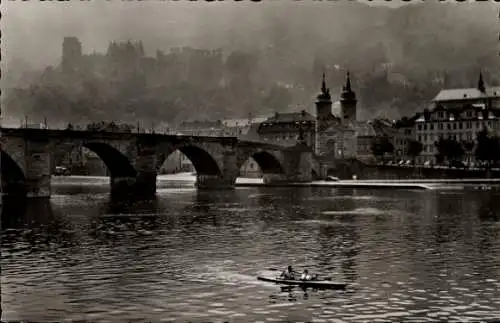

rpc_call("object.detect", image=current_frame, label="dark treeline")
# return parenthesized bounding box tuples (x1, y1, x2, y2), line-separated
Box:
(3, 2, 498, 127)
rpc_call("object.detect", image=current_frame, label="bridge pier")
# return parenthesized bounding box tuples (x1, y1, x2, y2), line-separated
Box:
(278, 147, 315, 183)
(196, 174, 235, 189)
(195, 150, 239, 189)
(24, 140, 52, 198)
(262, 173, 289, 184)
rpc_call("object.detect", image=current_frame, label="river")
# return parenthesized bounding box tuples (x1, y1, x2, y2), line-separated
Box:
(2, 176, 500, 322)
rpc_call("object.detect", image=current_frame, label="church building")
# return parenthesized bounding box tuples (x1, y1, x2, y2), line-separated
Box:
(314, 71, 358, 159)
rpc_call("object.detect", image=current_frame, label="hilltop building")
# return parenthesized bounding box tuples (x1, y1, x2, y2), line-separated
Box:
(61, 37, 83, 74)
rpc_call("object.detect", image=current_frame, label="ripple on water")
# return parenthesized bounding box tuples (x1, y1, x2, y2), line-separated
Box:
(3, 187, 500, 321)
(322, 207, 389, 216)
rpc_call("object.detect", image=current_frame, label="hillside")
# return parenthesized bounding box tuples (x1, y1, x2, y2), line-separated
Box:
(3, 1, 499, 126)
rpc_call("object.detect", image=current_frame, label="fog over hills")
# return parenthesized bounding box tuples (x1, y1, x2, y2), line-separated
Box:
(2, 1, 499, 126)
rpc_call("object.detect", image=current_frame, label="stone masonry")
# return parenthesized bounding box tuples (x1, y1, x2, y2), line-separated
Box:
(0, 128, 314, 198)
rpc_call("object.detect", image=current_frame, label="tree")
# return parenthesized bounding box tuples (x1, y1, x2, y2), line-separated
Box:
(475, 129, 500, 167)
(407, 139, 423, 164)
(462, 140, 475, 165)
(435, 137, 465, 165)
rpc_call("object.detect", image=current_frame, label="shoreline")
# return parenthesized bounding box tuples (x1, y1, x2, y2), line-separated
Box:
(47, 174, 500, 191)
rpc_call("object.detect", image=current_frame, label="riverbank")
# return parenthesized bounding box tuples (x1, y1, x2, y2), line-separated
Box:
(45, 174, 500, 191)
(235, 180, 434, 190)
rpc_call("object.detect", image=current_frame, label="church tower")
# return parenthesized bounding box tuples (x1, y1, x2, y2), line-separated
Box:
(340, 71, 357, 125)
(315, 73, 332, 156)
(477, 70, 486, 94)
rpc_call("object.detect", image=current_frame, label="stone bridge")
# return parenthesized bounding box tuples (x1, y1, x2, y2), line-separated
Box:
(0, 128, 315, 198)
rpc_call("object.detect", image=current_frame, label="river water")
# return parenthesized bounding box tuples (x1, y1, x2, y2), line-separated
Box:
(2, 177, 500, 322)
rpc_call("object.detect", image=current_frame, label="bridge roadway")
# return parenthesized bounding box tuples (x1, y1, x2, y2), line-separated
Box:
(0, 127, 318, 198)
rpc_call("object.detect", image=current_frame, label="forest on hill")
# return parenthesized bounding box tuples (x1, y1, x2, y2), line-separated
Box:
(3, 1, 499, 127)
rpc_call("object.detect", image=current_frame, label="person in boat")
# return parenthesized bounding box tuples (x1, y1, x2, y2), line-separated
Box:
(300, 269, 320, 281)
(300, 269, 312, 281)
(280, 266, 296, 280)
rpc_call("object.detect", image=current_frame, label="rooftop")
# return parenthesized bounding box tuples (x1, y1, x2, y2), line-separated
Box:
(432, 87, 500, 102)
(262, 111, 315, 124)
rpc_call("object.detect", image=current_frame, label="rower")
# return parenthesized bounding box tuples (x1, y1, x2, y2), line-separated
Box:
(280, 266, 296, 280)
(300, 269, 312, 281)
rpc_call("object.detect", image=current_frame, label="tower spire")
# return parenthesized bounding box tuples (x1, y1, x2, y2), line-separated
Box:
(321, 72, 327, 94)
(345, 70, 352, 92)
(478, 70, 486, 93)
(317, 72, 331, 101)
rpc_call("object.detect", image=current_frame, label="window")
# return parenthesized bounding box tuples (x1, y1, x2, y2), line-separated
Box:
(447, 123, 451, 130)
(453, 123, 457, 130)
(418, 124, 422, 131)
(459, 122, 463, 130)
(430, 124, 434, 130)
(424, 124, 427, 131)
(439, 124, 444, 130)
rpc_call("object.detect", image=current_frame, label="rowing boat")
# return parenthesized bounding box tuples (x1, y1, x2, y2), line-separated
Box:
(257, 276, 347, 289)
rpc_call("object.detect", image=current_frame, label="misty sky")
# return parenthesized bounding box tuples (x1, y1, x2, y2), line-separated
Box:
(3, 0, 496, 71)
(2, 0, 412, 70)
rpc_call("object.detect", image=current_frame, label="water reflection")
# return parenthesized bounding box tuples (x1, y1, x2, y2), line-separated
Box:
(2, 198, 78, 251)
(89, 197, 162, 245)
(103, 195, 160, 215)
(477, 192, 500, 221)
(2, 185, 500, 322)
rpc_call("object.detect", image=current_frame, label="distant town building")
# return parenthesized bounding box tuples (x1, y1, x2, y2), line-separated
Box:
(160, 116, 270, 177)
(393, 116, 417, 162)
(404, 71, 500, 164)
(314, 72, 358, 158)
(355, 122, 377, 162)
(257, 110, 316, 147)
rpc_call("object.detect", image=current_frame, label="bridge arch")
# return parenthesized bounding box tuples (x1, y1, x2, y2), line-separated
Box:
(82, 142, 136, 177)
(1, 150, 26, 196)
(156, 144, 222, 176)
(238, 150, 285, 175)
(53, 141, 137, 177)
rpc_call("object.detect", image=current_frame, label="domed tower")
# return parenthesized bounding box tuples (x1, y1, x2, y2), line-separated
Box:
(315, 73, 332, 156)
(340, 71, 357, 125)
